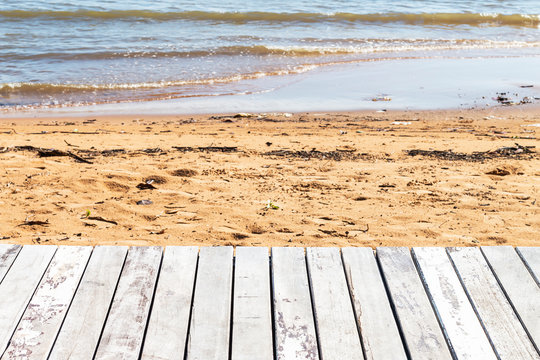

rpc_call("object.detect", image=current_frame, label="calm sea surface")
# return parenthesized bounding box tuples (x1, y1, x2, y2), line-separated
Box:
(1, 0, 539, 109)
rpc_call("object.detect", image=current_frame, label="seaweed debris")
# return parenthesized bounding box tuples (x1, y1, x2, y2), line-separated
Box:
(263, 148, 362, 161)
(173, 146, 238, 153)
(406, 143, 535, 161)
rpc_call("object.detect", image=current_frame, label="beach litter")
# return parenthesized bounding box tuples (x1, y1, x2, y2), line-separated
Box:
(494, 92, 534, 106)
(372, 96, 392, 102)
(233, 113, 254, 118)
(391, 121, 411, 125)
(266, 200, 280, 210)
(136, 181, 157, 190)
(136, 200, 153, 205)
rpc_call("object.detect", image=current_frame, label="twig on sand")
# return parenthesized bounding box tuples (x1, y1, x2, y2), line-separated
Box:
(64, 139, 79, 147)
(37, 148, 93, 164)
(18, 220, 49, 227)
(86, 216, 118, 225)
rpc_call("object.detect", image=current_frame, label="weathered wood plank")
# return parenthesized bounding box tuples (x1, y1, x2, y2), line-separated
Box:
(271, 247, 319, 360)
(0, 244, 21, 284)
(231, 247, 273, 360)
(2, 246, 92, 359)
(342, 247, 407, 360)
(48, 246, 128, 360)
(482, 246, 540, 350)
(0, 245, 57, 355)
(142, 246, 199, 360)
(413, 247, 497, 359)
(377, 247, 453, 360)
(448, 247, 539, 359)
(186, 246, 234, 360)
(306, 247, 363, 360)
(516, 247, 540, 286)
(94, 246, 162, 360)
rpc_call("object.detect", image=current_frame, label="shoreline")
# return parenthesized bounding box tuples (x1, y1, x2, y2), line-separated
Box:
(3, 54, 540, 117)
(1, 106, 539, 248)
(3, 101, 540, 123)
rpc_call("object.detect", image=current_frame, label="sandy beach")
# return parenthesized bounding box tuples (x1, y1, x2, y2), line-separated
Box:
(1, 106, 538, 247)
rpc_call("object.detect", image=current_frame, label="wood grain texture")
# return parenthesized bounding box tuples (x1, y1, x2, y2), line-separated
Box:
(2, 246, 92, 360)
(48, 246, 128, 360)
(231, 247, 273, 360)
(0, 245, 57, 355)
(94, 246, 162, 360)
(186, 246, 233, 360)
(142, 246, 198, 360)
(377, 247, 453, 360)
(342, 247, 407, 360)
(0, 244, 21, 284)
(516, 247, 540, 286)
(413, 247, 497, 360)
(271, 247, 319, 360)
(306, 247, 364, 360)
(482, 246, 540, 351)
(448, 247, 539, 359)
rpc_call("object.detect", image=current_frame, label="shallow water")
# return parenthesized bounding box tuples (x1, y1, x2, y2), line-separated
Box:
(0, 0, 539, 110)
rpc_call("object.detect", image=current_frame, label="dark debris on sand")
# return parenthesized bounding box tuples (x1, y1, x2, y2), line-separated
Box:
(406, 143, 535, 162)
(173, 146, 239, 153)
(263, 148, 374, 161)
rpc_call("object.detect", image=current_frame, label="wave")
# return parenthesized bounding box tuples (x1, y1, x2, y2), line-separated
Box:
(3, 40, 539, 61)
(1, 10, 539, 27)
(3, 52, 535, 100)
(0, 64, 319, 98)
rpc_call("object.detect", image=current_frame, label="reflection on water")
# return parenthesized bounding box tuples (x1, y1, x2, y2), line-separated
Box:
(1, 0, 539, 109)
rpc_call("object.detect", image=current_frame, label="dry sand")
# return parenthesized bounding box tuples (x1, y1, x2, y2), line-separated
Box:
(1, 107, 539, 247)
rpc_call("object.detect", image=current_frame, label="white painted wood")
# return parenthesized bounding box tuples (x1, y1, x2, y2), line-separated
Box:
(413, 247, 497, 360)
(142, 246, 198, 360)
(377, 247, 453, 360)
(0, 245, 57, 355)
(271, 247, 319, 360)
(231, 247, 273, 360)
(306, 247, 363, 360)
(516, 247, 540, 286)
(186, 246, 234, 360)
(342, 247, 407, 360)
(448, 247, 540, 359)
(0, 244, 21, 283)
(48, 246, 128, 360)
(1, 246, 92, 360)
(482, 246, 540, 350)
(94, 246, 162, 360)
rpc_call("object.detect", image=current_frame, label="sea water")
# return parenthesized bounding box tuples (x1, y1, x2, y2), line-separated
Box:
(1, 0, 539, 113)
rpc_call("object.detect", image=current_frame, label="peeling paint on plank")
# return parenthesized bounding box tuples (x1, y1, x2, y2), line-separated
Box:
(1, 246, 91, 360)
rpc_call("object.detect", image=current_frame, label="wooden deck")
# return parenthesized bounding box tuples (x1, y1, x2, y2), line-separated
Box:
(0, 245, 539, 360)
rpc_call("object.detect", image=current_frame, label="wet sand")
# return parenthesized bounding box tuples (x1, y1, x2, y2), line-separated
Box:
(1, 106, 539, 247)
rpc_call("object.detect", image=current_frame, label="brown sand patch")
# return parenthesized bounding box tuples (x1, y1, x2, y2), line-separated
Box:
(171, 169, 198, 177)
(143, 175, 168, 184)
(104, 181, 130, 192)
(1, 107, 539, 247)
